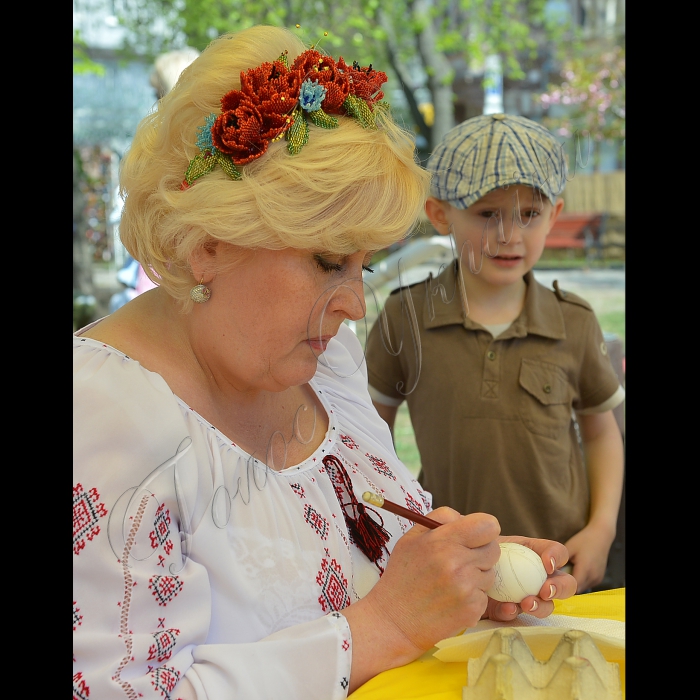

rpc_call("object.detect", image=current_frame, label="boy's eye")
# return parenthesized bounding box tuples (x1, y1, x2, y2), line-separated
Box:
(479, 210, 500, 219)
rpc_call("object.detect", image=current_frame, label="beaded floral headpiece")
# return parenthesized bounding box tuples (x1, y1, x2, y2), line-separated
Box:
(182, 49, 388, 188)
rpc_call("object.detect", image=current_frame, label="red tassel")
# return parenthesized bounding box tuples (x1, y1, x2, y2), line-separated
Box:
(322, 454, 391, 572)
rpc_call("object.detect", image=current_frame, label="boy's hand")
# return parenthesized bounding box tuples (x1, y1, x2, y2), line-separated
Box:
(564, 522, 616, 592)
(481, 535, 578, 622)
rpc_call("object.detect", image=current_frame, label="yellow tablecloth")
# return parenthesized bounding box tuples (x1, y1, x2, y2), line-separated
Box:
(349, 588, 625, 699)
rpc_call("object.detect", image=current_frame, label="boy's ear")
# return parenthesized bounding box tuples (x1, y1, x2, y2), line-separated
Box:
(544, 197, 565, 236)
(425, 197, 452, 236)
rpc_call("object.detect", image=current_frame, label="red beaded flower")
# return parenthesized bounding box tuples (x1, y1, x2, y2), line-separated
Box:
(342, 58, 387, 106)
(290, 50, 351, 111)
(182, 48, 389, 188)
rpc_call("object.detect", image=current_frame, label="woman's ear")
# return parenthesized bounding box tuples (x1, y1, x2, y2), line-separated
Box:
(425, 197, 452, 236)
(188, 239, 220, 284)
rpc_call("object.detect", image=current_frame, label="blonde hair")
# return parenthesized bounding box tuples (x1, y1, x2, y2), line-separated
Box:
(119, 25, 431, 311)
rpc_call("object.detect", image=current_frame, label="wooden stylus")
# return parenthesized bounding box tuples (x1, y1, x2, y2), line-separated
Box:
(362, 491, 442, 530)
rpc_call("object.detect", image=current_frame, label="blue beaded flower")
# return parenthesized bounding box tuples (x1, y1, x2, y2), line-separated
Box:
(299, 79, 327, 112)
(196, 113, 218, 152)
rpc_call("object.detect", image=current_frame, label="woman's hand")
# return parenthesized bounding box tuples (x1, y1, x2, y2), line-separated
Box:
(370, 508, 502, 649)
(343, 508, 501, 691)
(481, 535, 579, 622)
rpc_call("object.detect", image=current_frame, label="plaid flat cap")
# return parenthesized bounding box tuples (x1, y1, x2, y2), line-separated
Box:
(426, 113, 568, 209)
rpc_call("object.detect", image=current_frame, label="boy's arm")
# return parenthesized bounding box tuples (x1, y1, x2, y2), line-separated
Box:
(564, 409, 624, 592)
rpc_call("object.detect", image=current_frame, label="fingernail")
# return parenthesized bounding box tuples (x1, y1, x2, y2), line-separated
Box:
(550, 557, 556, 574)
(547, 584, 556, 600)
(529, 599, 538, 612)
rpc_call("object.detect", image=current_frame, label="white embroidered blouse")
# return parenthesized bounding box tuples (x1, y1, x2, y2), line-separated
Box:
(73, 322, 432, 700)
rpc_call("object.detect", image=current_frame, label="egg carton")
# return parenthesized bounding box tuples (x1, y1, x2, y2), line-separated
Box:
(463, 627, 622, 700)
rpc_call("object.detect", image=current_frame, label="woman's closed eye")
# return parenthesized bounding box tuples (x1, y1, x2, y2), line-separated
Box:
(314, 253, 374, 274)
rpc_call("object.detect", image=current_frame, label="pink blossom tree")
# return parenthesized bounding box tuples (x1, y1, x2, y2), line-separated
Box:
(539, 45, 625, 170)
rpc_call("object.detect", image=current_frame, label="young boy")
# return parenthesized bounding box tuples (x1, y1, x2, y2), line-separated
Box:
(364, 113, 625, 592)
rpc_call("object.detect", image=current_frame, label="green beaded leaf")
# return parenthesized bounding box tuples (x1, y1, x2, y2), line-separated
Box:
(286, 109, 310, 155)
(343, 94, 377, 129)
(185, 152, 217, 185)
(278, 52, 289, 69)
(307, 108, 339, 129)
(374, 100, 390, 114)
(215, 152, 242, 180)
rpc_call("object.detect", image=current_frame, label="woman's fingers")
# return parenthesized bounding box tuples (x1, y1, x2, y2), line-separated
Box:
(483, 535, 579, 622)
(421, 509, 501, 547)
(369, 510, 504, 650)
(499, 535, 570, 574)
(539, 569, 579, 602)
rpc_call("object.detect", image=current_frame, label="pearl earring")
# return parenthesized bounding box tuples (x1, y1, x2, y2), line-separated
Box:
(190, 277, 211, 303)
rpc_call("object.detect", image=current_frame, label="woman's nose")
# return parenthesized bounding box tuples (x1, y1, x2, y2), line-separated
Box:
(327, 278, 366, 321)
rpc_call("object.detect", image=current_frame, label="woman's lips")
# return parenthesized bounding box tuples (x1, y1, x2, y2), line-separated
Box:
(306, 336, 334, 352)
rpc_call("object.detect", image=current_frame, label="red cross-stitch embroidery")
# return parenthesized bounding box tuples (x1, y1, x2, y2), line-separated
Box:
(73, 601, 83, 630)
(304, 504, 330, 540)
(404, 490, 424, 515)
(149, 576, 184, 606)
(335, 522, 349, 548)
(323, 454, 391, 573)
(147, 628, 181, 662)
(149, 503, 174, 555)
(149, 665, 181, 697)
(340, 434, 359, 450)
(417, 487, 431, 512)
(316, 556, 350, 612)
(73, 483, 108, 555)
(365, 453, 396, 480)
(290, 482, 306, 498)
(73, 671, 90, 700)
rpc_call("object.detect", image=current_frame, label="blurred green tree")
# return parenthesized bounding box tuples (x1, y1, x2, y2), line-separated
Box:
(74, 29, 107, 76)
(115, 0, 566, 152)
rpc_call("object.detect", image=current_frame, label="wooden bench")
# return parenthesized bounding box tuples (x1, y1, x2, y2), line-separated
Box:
(545, 212, 607, 259)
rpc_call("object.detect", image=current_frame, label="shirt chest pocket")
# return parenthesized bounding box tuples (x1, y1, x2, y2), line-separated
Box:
(518, 359, 572, 439)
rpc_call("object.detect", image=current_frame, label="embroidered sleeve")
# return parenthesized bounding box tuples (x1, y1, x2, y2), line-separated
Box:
(74, 343, 355, 700)
(190, 612, 353, 699)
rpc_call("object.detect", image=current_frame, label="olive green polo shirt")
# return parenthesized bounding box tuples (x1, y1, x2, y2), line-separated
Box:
(364, 262, 622, 543)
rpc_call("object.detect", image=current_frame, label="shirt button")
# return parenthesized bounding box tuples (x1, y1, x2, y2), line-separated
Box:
(487, 351, 496, 360)
(543, 384, 552, 393)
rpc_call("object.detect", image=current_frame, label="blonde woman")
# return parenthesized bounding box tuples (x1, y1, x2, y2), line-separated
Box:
(73, 25, 576, 700)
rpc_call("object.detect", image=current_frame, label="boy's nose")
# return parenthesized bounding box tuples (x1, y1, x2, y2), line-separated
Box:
(501, 219, 524, 246)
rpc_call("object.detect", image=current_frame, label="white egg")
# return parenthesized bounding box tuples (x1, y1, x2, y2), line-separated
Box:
(486, 542, 548, 603)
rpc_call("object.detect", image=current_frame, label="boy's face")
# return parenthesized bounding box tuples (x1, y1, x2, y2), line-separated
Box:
(426, 185, 564, 289)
